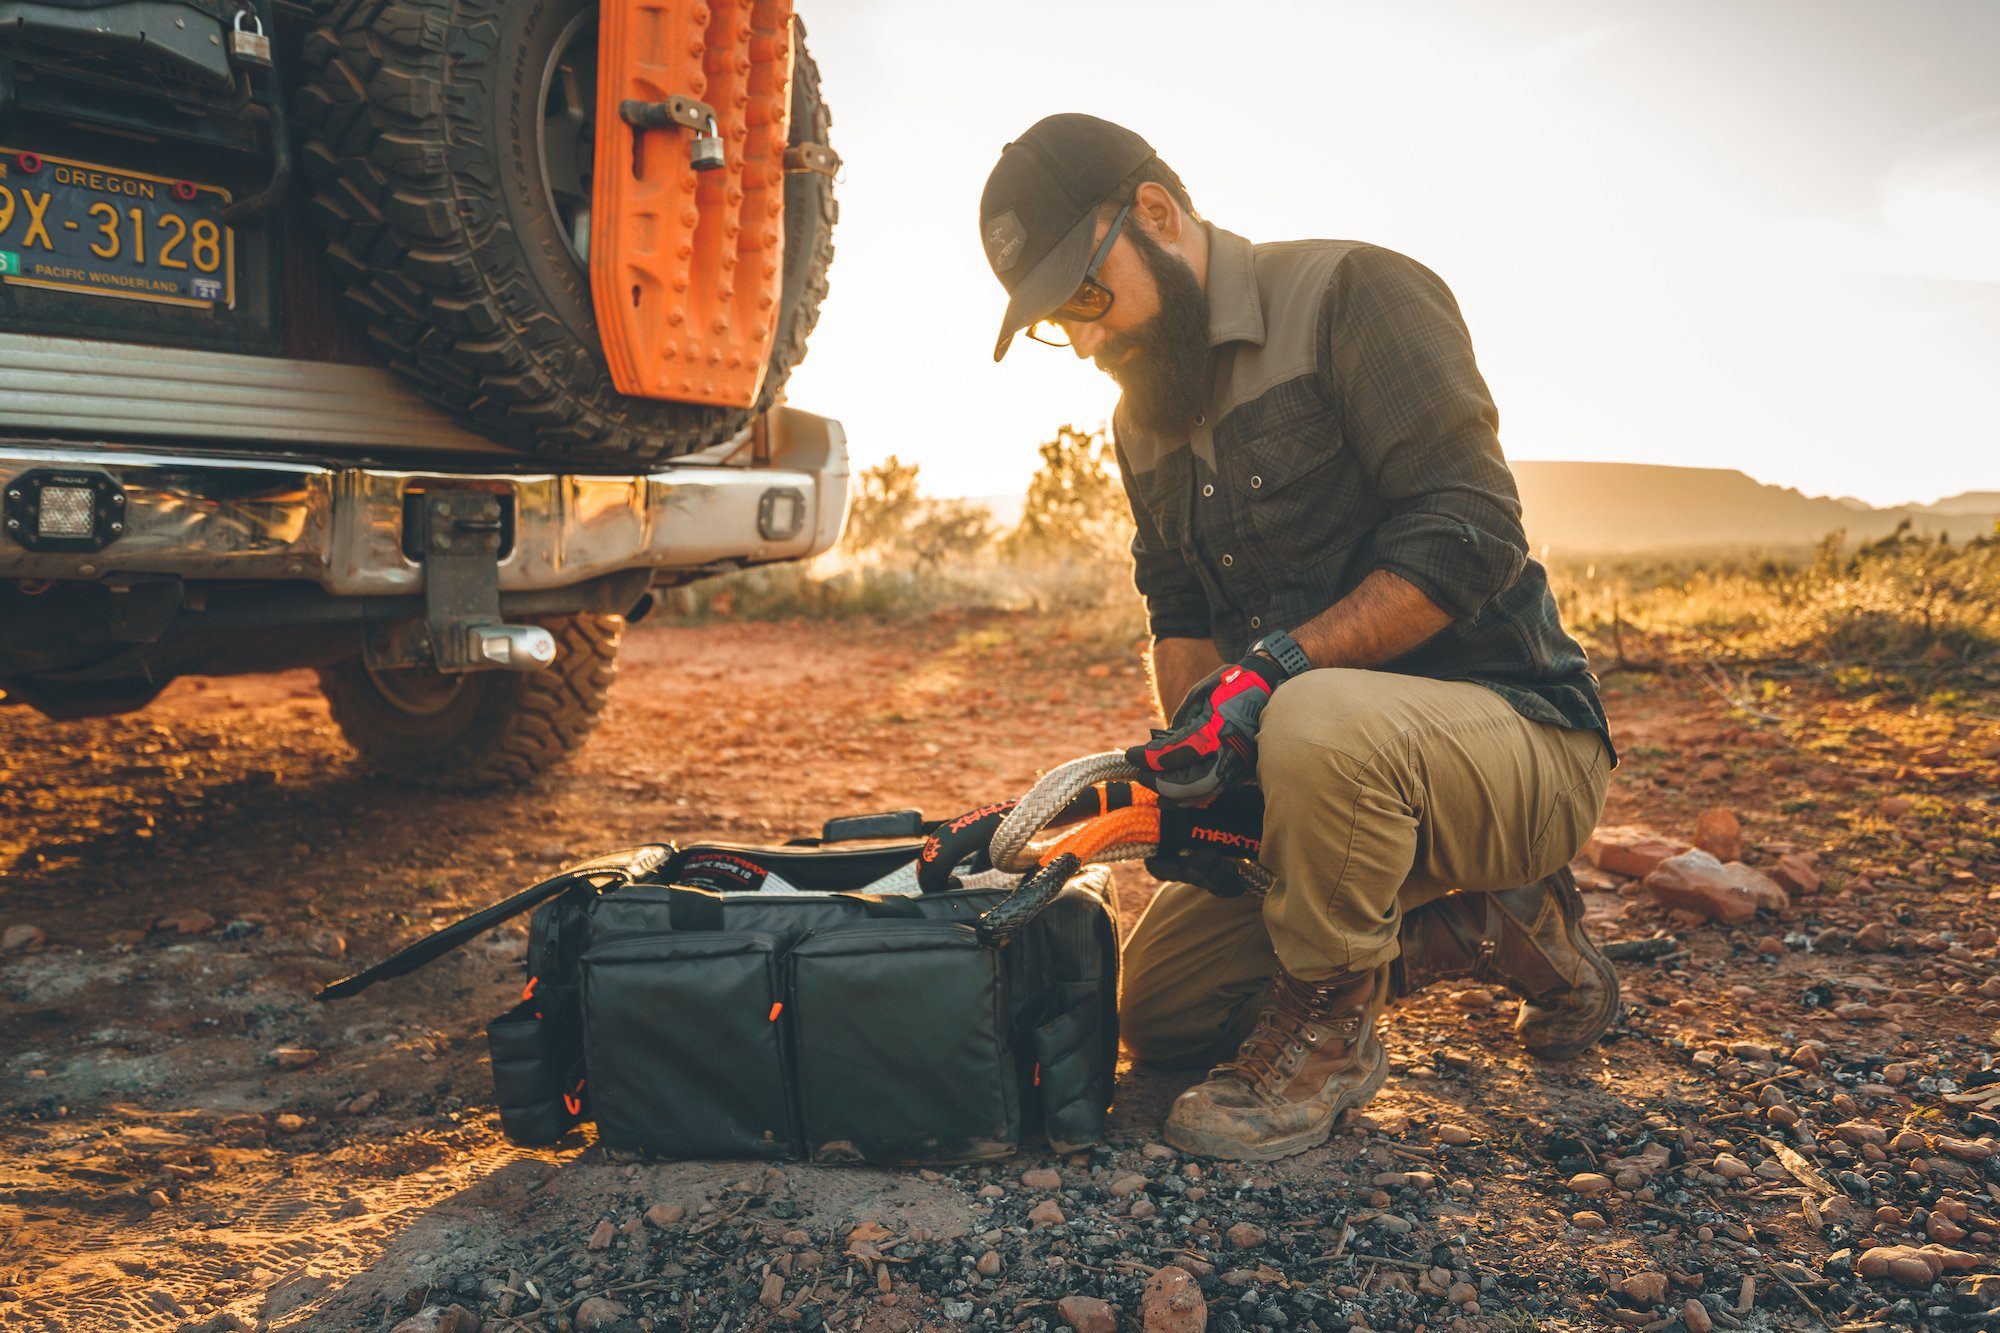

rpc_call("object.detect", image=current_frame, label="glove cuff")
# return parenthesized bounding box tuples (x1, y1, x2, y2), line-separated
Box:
(1249, 629, 1312, 683)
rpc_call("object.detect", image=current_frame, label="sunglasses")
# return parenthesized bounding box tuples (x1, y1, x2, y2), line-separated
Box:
(1026, 202, 1131, 348)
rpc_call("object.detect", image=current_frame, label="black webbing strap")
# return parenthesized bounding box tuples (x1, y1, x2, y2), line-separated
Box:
(666, 886, 728, 932)
(315, 845, 673, 1002)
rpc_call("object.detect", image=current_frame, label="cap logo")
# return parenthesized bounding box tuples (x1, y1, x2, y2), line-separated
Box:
(983, 210, 1027, 273)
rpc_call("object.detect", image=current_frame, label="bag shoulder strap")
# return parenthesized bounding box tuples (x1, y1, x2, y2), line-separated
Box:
(315, 845, 674, 1002)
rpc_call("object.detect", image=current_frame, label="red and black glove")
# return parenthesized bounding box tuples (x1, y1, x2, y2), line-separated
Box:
(1127, 630, 1312, 806)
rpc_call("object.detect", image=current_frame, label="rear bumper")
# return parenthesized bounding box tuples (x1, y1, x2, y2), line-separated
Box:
(0, 407, 848, 595)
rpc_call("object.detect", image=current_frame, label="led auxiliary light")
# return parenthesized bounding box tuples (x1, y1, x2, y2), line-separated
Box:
(3, 469, 128, 553)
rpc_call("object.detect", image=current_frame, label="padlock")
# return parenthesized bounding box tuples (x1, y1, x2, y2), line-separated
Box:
(229, 9, 272, 66)
(690, 116, 725, 172)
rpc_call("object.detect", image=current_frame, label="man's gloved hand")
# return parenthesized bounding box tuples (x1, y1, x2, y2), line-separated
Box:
(1146, 847, 1253, 898)
(1126, 630, 1313, 806)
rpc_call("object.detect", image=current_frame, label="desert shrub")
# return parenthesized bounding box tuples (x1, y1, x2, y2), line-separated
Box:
(1002, 424, 1131, 563)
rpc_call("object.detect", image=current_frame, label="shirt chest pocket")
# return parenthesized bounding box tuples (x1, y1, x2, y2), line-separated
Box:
(1131, 448, 1194, 548)
(1224, 427, 1375, 567)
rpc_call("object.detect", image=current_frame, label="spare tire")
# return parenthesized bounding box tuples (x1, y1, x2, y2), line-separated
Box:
(296, 1, 836, 465)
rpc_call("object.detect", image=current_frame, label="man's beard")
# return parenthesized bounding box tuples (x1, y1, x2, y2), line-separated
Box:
(1099, 227, 1211, 437)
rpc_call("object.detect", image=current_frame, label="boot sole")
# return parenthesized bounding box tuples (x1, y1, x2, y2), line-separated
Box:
(1161, 1042, 1389, 1162)
(1521, 877, 1622, 1060)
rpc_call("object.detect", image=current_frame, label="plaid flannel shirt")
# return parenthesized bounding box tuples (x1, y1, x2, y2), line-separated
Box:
(1113, 227, 1612, 757)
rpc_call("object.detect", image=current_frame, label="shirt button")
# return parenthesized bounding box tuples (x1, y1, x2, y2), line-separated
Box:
(1250, 615, 1262, 629)
(1221, 554, 1234, 567)
(1250, 475, 1263, 489)
(1202, 483, 1215, 498)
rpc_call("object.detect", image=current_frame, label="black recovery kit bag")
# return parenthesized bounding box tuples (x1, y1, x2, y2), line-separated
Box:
(318, 753, 1269, 1165)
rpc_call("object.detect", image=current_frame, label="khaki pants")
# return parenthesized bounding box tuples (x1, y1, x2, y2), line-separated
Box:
(1121, 668, 1611, 1068)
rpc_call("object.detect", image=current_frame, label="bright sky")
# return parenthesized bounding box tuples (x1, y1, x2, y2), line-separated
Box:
(780, 0, 2000, 508)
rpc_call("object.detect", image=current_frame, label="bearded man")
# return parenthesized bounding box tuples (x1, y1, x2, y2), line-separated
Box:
(981, 114, 1621, 1161)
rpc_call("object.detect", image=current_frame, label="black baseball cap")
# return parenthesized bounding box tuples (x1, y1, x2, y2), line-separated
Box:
(980, 113, 1156, 361)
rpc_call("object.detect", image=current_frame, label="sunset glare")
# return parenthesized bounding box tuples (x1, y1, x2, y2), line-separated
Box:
(782, 0, 2000, 508)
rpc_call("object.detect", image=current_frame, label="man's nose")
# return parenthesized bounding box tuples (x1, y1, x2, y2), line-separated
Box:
(1068, 320, 1106, 359)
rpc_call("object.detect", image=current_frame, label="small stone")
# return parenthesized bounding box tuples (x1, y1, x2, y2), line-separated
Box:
(1643, 850, 1760, 925)
(976, 1250, 1003, 1277)
(1056, 1294, 1116, 1333)
(1108, 1173, 1149, 1198)
(147, 1189, 171, 1209)
(1772, 852, 1821, 895)
(781, 1229, 810, 1246)
(1790, 1043, 1823, 1070)
(1140, 1264, 1207, 1333)
(1836, 1120, 1887, 1147)
(1618, 1271, 1670, 1305)
(586, 1219, 615, 1250)
(1447, 1280, 1477, 1304)
(645, 1203, 685, 1227)
(1568, 1172, 1614, 1195)
(1021, 1167, 1062, 1189)
(270, 1046, 320, 1070)
(157, 911, 218, 936)
(1935, 1136, 1995, 1162)
(344, 1089, 380, 1116)
(1857, 1245, 1943, 1285)
(1928, 1214, 1969, 1243)
(302, 927, 348, 958)
(1129, 1198, 1157, 1220)
(0, 923, 46, 953)
(759, 1272, 785, 1308)
(1693, 808, 1743, 862)
(1572, 1211, 1608, 1229)
(1714, 1154, 1753, 1181)
(1226, 1222, 1266, 1249)
(1855, 921, 1891, 952)
(978, 1183, 1004, 1197)
(1585, 826, 1690, 878)
(573, 1296, 630, 1331)
(272, 1113, 305, 1134)
(1683, 1298, 1714, 1333)
(1027, 1200, 1066, 1229)
(1143, 1142, 1177, 1161)
(1755, 935, 1785, 956)
(1437, 1123, 1475, 1146)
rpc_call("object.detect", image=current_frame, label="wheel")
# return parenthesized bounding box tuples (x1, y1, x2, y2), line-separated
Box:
(295, 0, 837, 464)
(318, 614, 622, 788)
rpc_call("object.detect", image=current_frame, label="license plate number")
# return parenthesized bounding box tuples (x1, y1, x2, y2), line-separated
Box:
(0, 149, 234, 309)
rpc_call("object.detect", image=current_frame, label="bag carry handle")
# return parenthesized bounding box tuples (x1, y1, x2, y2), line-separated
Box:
(315, 845, 674, 1002)
(975, 853, 1084, 947)
(783, 808, 929, 847)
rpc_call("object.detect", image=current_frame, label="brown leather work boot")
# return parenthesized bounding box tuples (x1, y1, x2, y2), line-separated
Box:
(1162, 964, 1388, 1161)
(1390, 866, 1620, 1059)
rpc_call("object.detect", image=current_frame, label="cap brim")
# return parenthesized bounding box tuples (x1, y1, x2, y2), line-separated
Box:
(991, 209, 1099, 362)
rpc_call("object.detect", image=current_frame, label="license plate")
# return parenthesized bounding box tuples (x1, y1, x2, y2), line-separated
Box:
(0, 149, 234, 309)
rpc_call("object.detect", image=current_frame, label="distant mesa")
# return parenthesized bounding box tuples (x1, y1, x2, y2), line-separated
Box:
(1508, 462, 2000, 556)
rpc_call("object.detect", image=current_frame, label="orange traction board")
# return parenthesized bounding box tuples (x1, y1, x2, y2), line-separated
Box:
(592, 0, 795, 409)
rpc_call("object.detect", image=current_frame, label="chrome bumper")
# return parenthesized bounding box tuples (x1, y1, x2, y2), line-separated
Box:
(0, 407, 848, 595)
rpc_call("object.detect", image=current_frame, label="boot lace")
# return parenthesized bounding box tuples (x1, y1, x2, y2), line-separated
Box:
(1213, 969, 1363, 1094)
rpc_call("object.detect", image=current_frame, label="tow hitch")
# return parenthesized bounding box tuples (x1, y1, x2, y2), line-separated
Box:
(369, 489, 556, 674)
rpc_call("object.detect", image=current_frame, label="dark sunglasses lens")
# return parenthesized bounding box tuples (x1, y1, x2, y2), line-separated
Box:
(1056, 281, 1113, 322)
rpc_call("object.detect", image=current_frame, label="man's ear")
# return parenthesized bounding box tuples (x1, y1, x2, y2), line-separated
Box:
(1132, 181, 1185, 244)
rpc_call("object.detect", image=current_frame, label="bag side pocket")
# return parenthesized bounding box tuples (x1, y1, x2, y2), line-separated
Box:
(487, 984, 585, 1145)
(1031, 982, 1110, 1153)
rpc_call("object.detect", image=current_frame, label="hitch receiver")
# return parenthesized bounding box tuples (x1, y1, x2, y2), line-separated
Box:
(373, 489, 556, 673)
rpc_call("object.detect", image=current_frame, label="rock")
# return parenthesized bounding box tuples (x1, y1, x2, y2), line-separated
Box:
(1643, 850, 1759, 925)
(1568, 1172, 1614, 1195)
(1027, 1199, 1066, 1229)
(1130, 1198, 1157, 1219)
(270, 1046, 319, 1070)
(1880, 796, 1914, 818)
(1790, 1043, 1823, 1070)
(1225, 1222, 1266, 1249)
(1021, 1167, 1062, 1190)
(1928, 1214, 1968, 1243)
(272, 1113, 306, 1134)
(1143, 1142, 1177, 1161)
(1056, 1294, 1117, 1333)
(1957, 1273, 2000, 1303)
(1713, 1154, 1753, 1180)
(1447, 1280, 1477, 1304)
(344, 1089, 380, 1116)
(1108, 1173, 1149, 1198)
(1618, 1271, 1670, 1305)
(1437, 1123, 1475, 1146)
(153, 912, 218, 936)
(390, 1307, 481, 1333)
(1683, 1298, 1714, 1333)
(1755, 935, 1785, 956)
(1693, 808, 1743, 862)
(645, 1203, 684, 1227)
(1141, 1264, 1207, 1332)
(1724, 862, 1790, 912)
(1935, 1136, 1995, 1162)
(976, 1250, 1003, 1277)
(978, 1183, 1005, 1198)
(302, 927, 348, 958)
(1855, 921, 1891, 951)
(0, 923, 46, 953)
(1858, 1245, 1943, 1286)
(1772, 852, 1822, 895)
(1836, 1120, 1887, 1148)
(572, 1296, 630, 1331)
(586, 1218, 616, 1250)
(1572, 1211, 1608, 1229)
(759, 1271, 786, 1307)
(1585, 826, 1690, 879)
